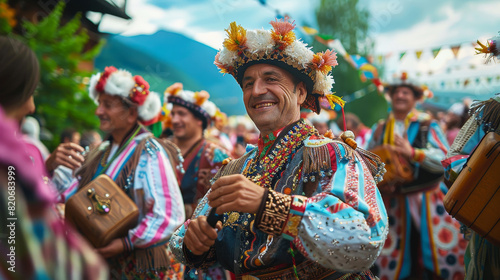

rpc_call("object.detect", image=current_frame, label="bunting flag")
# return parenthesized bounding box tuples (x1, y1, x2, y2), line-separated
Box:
(416, 50, 423, 60)
(464, 79, 470, 87)
(432, 47, 441, 58)
(399, 51, 406, 60)
(314, 34, 335, 47)
(301, 26, 318, 35)
(451, 44, 461, 58)
(350, 54, 379, 80)
(326, 38, 347, 57)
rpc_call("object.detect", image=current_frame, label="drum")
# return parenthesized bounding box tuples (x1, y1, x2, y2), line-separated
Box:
(444, 132, 500, 246)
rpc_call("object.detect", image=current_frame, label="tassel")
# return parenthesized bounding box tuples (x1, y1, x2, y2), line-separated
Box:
(135, 244, 170, 273)
(469, 97, 500, 133)
(355, 148, 386, 184)
(303, 145, 331, 178)
(326, 93, 346, 109)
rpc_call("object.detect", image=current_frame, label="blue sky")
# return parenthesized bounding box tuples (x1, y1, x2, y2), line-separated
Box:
(93, 0, 500, 94)
(95, 0, 500, 54)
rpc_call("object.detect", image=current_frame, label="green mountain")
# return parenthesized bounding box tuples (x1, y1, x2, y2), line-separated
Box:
(95, 30, 246, 116)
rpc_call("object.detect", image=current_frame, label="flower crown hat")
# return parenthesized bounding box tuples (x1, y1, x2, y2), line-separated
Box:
(476, 33, 500, 63)
(164, 82, 218, 129)
(89, 66, 162, 126)
(214, 17, 344, 113)
(385, 72, 433, 100)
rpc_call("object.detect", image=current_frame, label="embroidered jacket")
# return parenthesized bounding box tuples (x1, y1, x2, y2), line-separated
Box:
(61, 132, 185, 249)
(169, 120, 388, 278)
(176, 138, 227, 220)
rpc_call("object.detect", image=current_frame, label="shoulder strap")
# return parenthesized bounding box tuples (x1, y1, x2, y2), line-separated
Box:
(115, 136, 184, 190)
(156, 138, 183, 173)
(114, 137, 148, 191)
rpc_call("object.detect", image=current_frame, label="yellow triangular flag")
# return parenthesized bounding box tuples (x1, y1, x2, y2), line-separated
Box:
(301, 26, 318, 35)
(415, 50, 423, 60)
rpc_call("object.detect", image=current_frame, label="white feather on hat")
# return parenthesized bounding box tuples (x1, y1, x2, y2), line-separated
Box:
(138, 92, 162, 122)
(88, 67, 162, 124)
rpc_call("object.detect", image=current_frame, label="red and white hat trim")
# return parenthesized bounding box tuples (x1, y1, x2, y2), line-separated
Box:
(89, 66, 161, 124)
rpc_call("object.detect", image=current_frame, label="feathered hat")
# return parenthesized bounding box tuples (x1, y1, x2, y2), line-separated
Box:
(89, 66, 162, 126)
(476, 33, 500, 63)
(164, 82, 218, 129)
(385, 72, 433, 100)
(214, 17, 344, 113)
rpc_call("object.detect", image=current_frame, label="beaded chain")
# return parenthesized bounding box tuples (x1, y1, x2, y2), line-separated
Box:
(244, 120, 313, 190)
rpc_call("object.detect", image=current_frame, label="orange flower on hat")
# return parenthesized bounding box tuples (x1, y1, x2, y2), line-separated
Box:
(165, 82, 183, 95)
(214, 53, 234, 74)
(223, 22, 247, 52)
(312, 50, 338, 74)
(194, 90, 210, 106)
(270, 17, 296, 49)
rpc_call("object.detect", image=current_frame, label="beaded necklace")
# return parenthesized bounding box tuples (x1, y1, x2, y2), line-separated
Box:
(244, 119, 313, 190)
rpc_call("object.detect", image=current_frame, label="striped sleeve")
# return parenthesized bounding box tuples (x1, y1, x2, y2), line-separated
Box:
(128, 139, 185, 248)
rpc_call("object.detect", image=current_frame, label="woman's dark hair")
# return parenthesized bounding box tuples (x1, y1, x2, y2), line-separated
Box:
(0, 36, 40, 110)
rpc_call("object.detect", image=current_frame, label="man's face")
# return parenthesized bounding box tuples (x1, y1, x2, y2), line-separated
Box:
(241, 64, 307, 135)
(390, 86, 418, 115)
(171, 105, 203, 140)
(95, 93, 134, 133)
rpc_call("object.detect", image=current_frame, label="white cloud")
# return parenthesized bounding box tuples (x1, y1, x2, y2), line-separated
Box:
(192, 31, 226, 49)
(98, 0, 168, 35)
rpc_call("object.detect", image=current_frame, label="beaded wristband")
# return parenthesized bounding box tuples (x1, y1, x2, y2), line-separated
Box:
(257, 190, 292, 236)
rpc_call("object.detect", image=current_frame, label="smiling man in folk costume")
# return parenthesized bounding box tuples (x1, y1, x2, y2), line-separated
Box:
(59, 66, 185, 279)
(367, 73, 466, 279)
(165, 83, 228, 220)
(163, 83, 231, 280)
(169, 18, 388, 279)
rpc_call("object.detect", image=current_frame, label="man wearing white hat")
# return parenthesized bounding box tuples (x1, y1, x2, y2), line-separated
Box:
(60, 66, 185, 279)
(170, 18, 388, 279)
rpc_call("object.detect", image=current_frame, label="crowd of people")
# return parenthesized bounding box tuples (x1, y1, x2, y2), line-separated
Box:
(0, 17, 499, 280)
